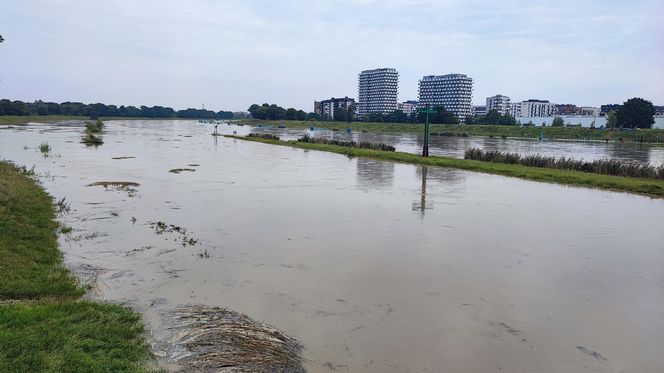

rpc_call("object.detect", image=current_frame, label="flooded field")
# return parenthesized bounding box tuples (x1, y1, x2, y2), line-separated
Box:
(244, 125, 664, 166)
(1, 119, 664, 372)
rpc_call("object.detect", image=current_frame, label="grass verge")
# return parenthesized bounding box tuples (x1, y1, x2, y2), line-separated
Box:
(0, 161, 155, 372)
(233, 119, 664, 144)
(225, 135, 664, 198)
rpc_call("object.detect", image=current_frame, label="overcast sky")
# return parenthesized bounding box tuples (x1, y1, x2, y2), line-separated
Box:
(1, 0, 662, 112)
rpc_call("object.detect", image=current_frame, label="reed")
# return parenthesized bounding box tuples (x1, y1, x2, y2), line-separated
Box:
(247, 133, 280, 140)
(464, 148, 664, 180)
(297, 133, 395, 151)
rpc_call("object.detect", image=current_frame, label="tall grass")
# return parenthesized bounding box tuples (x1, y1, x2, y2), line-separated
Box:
(297, 133, 395, 152)
(464, 148, 664, 180)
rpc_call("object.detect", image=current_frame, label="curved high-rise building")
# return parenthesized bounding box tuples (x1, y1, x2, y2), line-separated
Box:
(357, 68, 399, 116)
(418, 74, 473, 120)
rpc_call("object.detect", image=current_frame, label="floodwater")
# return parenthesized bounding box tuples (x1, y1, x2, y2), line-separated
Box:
(244, 126, 664, 166)
(1, 120, 664, 372)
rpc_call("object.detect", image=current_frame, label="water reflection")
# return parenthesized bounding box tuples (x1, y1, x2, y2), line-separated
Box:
(412, 165, 433, 215)
(355, 157, 394, 190)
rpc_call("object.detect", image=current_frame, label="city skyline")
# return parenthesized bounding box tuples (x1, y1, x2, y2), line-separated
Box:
(0, 0, 662, 112)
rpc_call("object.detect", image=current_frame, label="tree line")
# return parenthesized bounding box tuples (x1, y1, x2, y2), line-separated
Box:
(605, 98, 655, 129)
(0, 99, 235, 120)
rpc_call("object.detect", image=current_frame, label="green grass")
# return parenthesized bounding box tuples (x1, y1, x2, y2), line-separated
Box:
(0, 162, 81, 299)
(226, 135, 664, 198)
(0, 302, 153, 373)
(234, 119, 664, 144)
(0, 161, 156, 372)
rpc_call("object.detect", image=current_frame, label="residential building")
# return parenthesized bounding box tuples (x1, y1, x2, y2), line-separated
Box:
(511, 99, 557, 117)
(600, 104, 620, 115)
(485, 94, 511, 115)
(315, 97, 355, 119)
(357, 68, 399, 116)
(473, 105, 487, 116)
(398, 100, 418, 115)
(418, 74, 473, 120)
(557, 104, 600, 116)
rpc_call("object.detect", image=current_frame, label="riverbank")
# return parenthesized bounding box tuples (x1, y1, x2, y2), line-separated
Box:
(226, 135, 664, 198)
(0, 115, 183, 126)
(0, 161, 156, 372)
(233, 119, 664, 144)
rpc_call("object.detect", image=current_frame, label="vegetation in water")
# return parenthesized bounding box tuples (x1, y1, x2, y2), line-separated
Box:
(464, 148, 664, 180)
(247, 133, 280, 140)
(81, 133, 104, 146)
(84, 119, 104, 133)
(38, 142, 51, 155)
(297, 133, 396, 152)
(0, 161, 156, 371)
(227, 135, 664, 198)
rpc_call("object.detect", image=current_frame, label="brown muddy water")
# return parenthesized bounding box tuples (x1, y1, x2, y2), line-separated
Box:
(2, 120, 664, 372)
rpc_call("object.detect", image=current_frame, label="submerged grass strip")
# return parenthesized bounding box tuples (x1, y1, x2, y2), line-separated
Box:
(226, 135, 664, 198)
(0, 161, 155, 372)
(234, 119, 664, 143)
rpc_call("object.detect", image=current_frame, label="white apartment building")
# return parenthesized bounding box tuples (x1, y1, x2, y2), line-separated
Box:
(418, 74, 473, 120)
(511, 99, 558, 117)
(314, 97, 355, 119)
(357, 68, 399, 115)
(486, 94, 511, 115)
(398, 100, 418, 114)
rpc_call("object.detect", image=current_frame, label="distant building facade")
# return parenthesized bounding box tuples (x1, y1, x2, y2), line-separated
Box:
(473, 105, 487, 116)
(357, 68, 399, 116)
(418, 74, 473, 120)
(600, 104, 620, 115)
(557, 104, 600, 116)
(511, 99, 557, 117)
(398, 100, 418, 114)
(485, 94, 511, 115)
(314, 97, 355, 119)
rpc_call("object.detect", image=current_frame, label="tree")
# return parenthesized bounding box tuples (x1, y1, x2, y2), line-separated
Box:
(617, 97, 655, 129)
(551, 116, 564, 127)
(464, 115, 474, 124)
(606, 110, 617, 128)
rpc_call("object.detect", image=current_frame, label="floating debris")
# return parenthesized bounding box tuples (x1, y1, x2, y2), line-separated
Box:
(112, 156, 136, 160)
(87, 181, 139, 197)
(149, 221, 199, 247)
(156, 305, 305, 372)
(186, 164, 200, 167)
(576, 346, 607, 361)
(169, 168, 196, 174)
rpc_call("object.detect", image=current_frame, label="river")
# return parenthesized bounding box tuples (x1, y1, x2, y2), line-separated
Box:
(1, 119, 663, 372)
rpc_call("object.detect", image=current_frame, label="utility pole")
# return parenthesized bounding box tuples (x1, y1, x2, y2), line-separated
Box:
(418, 104, 436, 157)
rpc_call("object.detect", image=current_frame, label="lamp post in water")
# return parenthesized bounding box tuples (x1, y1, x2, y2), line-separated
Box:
(418, 104, 436, 157)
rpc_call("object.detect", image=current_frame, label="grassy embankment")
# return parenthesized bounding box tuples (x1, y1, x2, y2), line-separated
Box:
(225, 135, 664, 198)
(0, 161, 156, 372)
(234, 119, 664, 144)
